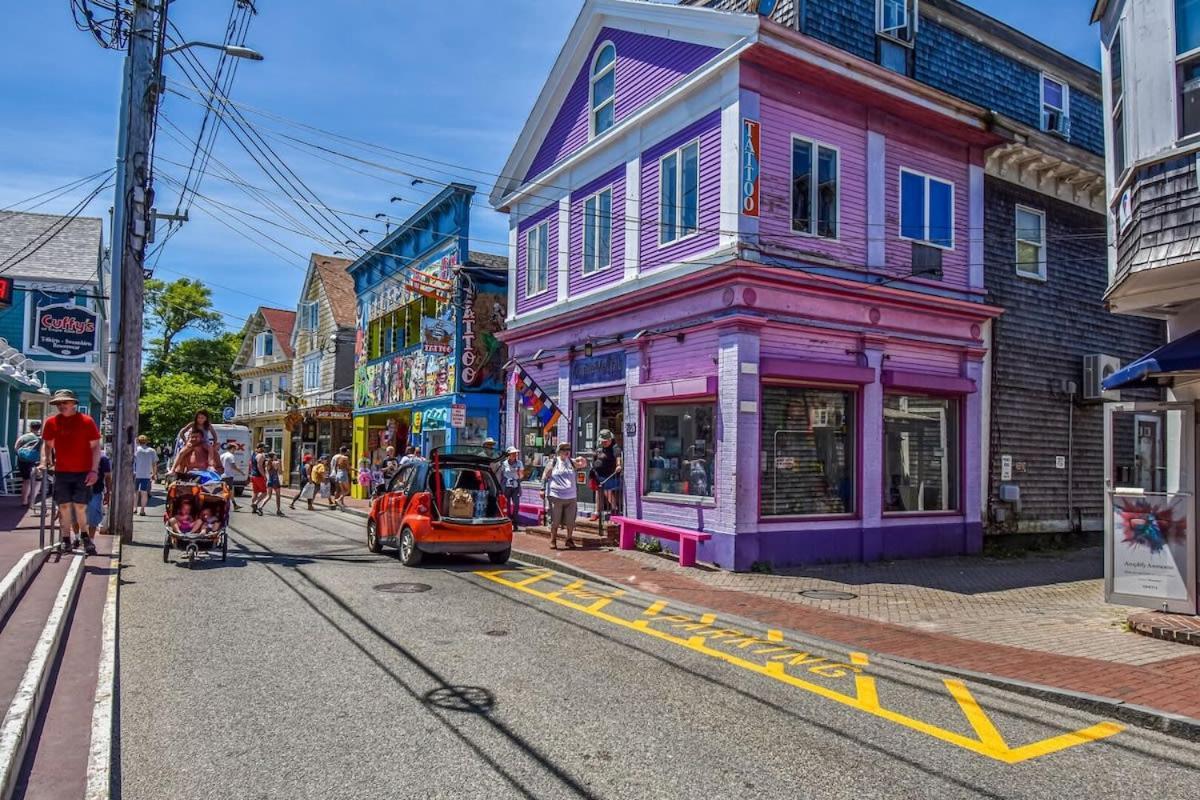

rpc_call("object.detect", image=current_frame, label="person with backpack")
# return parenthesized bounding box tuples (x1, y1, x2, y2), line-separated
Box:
(14, 420, 43, 507)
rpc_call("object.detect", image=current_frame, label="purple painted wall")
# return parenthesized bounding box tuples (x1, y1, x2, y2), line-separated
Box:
(639, 110, 723, 273)
(524, 28, 721, 183)
(515, 203, 560, 315)
(568, 164, 626, 296)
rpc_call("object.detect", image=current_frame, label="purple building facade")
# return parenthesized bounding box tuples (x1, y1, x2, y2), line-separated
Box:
(492, 0, 1005, 570)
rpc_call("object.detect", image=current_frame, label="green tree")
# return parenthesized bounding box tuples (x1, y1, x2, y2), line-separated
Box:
(144, 278, 223, 370)
(138, 372, 235, 446)
(148, 331, 241, 389)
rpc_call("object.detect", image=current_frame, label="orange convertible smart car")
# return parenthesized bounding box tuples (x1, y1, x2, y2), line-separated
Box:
(367, 447, 513, 566)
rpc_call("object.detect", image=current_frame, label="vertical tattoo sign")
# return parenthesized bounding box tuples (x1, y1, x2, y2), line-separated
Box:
(741, 119, 760, 217)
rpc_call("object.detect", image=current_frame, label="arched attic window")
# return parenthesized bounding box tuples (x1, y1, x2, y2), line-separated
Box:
(590, 42, 616, 137)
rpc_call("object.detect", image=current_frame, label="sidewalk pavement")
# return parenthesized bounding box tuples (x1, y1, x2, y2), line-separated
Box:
(286, 490, 1200, 726)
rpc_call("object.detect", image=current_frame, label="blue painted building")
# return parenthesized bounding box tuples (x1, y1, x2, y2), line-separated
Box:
(348, 184, 508, 491)
(0, 212, 107, 451)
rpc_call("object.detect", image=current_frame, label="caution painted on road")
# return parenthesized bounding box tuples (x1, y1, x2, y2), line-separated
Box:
(477, 567, 1124, 764)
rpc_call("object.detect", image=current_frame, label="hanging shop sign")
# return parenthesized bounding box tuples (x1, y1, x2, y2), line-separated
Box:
(460, 280, 507, 390)
(31, 301, 98, 358)
(571, 351, 626, 387)
(421, 315, 454, 354)
(741, 119, 761, 217)
(422, 406, 448, 431)
(310, 405, 352, 421)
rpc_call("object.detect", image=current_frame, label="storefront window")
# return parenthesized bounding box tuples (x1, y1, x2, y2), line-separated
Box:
(519, 405, 559, 479)
(883, 394, 959, 513)
(644, 403, 714, 498)
(405, 300, 421, 348)
(760, 386, 855, 516)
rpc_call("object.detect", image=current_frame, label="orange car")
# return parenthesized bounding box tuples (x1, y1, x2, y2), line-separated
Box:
(367, 447, 513, 566)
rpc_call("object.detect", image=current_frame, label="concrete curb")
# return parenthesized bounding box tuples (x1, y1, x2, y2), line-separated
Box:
(0, 554, 84, 800)
(509, 548, 1200, 743)
(85, 539, 121, 800)
(0, 547, 51, 623)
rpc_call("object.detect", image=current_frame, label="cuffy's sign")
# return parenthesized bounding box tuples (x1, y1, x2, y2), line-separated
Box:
(32, 302, 99, 358)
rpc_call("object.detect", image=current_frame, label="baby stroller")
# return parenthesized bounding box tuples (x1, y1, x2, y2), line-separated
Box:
(163, 469, 230, 567)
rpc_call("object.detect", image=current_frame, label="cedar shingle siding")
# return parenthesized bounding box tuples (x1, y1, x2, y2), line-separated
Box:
(983, 177, 1163, 534)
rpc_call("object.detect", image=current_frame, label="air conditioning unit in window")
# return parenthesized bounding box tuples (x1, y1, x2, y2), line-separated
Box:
(1043, 109, 1071, 138)
(911, 243, 943, 280)
(1082, 354, 1121, 402)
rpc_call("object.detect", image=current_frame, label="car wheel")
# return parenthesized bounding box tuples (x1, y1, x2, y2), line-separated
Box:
(367, 518, 383, 554)
(398, 527, 423, 567)
(487, 547, 511, 565)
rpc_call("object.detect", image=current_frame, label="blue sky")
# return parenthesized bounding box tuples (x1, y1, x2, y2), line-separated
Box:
(0, 0, 1100, 332)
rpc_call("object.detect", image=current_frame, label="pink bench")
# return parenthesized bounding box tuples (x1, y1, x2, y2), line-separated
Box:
(611, 516, 712, 568)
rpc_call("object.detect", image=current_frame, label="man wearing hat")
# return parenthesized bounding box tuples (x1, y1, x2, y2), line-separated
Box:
(38, 389, 102, 555)
(481, 436, 497, 458)
(499, 446, 525, 531)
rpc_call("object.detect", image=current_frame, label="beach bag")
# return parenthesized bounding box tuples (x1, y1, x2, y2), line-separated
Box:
(448, 488, 474, 517)
(299, 481, 316, 500)
(17, 437, 41, 463)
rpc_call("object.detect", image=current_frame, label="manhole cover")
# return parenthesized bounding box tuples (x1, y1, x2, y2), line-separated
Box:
(424, 686, 495, 714)
(373, 582, 432, 594)
(798, 589, 858, 600)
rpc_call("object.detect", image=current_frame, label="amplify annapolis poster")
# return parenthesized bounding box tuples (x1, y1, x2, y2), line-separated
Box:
(1112, 494, 1190, 601)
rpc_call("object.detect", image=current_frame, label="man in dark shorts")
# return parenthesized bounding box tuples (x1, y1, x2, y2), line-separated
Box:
(38, 389, 102, 555)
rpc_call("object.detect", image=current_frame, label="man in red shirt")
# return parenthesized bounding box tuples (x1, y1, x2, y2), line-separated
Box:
(38, 389, 102, 555)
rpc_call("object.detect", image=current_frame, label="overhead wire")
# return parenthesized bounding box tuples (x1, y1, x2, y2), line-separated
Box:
(0, 172, 115, 276)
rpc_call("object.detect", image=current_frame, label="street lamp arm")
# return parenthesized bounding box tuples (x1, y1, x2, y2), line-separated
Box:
(163, 41, 264, 60)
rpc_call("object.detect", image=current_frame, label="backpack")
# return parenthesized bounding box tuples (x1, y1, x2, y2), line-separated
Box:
(16, 436, 42, 463)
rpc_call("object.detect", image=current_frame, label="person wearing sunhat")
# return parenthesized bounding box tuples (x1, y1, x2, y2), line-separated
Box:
(481, 436, 497, 458)
(37, 389, 102, 555)
(499, 446, 524, 531)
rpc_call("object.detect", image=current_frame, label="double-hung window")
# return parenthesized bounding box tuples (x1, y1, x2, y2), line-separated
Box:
(525, 221, 549, 297)
(659, 140, 700, 245)
(1041, 74, 1070, 138)
(876, 0, 916, 76)
(899, 170, 954, 249)
(791, 137, 839, 238)
(1110, 29, 1126, 176)
(1178, 0, 1200, 138)
(1014, 205, 1047, 280)
(300, 300, 319, 331)
(254, 331, 274, 358)
(591, 43, 616, 137)
(303, 353, 321, 393)
(259, 377, 272, 394)
(582, 187, 613, 275)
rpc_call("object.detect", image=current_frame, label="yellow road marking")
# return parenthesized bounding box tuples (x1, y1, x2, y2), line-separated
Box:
(476, 570, 1124, 764)
(643, 600, 668, 617)
(766, 629, 783, 642)
(515, 570, 555, 587)
(699, 613, 716, 624)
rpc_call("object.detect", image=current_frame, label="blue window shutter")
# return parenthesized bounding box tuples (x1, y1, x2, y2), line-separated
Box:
(900, 172, 925, 240)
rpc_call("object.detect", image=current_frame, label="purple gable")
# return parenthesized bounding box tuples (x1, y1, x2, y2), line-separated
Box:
(515, 202, 560, 315)
(523, 27, 721, 183)
(569, 164, 626, 297)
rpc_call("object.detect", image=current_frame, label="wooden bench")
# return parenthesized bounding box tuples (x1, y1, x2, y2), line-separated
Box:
(611, 516, 712, 568)
(518, 502, 545, 526)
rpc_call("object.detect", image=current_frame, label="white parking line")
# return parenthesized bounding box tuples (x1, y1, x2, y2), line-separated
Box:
(85, 540, 121, 800)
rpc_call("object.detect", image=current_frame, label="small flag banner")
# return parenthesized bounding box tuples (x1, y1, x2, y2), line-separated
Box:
(512, 363, 562, 434)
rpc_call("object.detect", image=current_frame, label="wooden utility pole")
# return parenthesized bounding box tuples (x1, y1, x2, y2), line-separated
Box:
(108, 0, 162, 543)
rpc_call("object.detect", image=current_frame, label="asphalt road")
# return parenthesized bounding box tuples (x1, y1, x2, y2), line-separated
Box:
(117, 499, 1200, 799)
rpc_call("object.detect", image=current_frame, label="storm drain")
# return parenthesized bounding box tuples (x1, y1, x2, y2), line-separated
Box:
(797, 589, 858, 601)
(373, 582, 432, 594)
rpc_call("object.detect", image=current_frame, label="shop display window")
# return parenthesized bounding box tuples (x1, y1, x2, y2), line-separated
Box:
(519, 404, 559, 478)
(883, 393, 959, 513)
(760, 386, 855, 516)
(644, 402, 714, 498)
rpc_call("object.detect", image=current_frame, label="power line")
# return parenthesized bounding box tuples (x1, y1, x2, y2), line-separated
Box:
(0, 168, 114, 222)
(0, 173, 114, 276)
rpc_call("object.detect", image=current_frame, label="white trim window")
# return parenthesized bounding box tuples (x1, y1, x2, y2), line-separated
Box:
(582, 187, 613, 275)
(590, 42, 616, 138)
(259, 377, 272, 394)
(1014, 205, 1047, 280)
(1110, 28, 1126, 176)
(525, 221, 549, 297)
(299, 300, 319, 331)
(1041, 74, 1070, 138)
(877, 0, 917, 43)
(899, 169, 954, 249)
(791, 136, 839, 239)
(254, 330, 274, 358)
(659, 139, 701, 245)
(303, 353, 321, 393)
(1177, 0, 1200, 139)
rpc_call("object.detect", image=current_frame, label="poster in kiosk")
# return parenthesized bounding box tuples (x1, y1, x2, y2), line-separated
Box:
(1104, 401, 1197, 614)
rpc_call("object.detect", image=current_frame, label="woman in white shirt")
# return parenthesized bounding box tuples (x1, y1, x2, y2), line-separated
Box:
(540, 442, 584, 549)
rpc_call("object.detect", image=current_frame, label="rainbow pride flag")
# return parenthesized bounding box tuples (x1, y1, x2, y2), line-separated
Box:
(512, 364, 562, 433)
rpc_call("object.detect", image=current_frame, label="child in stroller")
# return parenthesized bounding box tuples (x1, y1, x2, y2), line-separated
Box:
(163, 471, 230, 566)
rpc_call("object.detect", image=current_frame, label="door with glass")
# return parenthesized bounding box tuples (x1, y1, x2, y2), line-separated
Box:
(574, 399, 599, 510)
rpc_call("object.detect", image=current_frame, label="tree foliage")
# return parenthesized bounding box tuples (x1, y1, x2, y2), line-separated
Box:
(144, 278, 223, 369)
(147, 331, 241, 388)
(138, 372, 235, 447)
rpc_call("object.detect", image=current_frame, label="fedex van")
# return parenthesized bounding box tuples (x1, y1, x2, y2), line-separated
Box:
(212, 424, 252, 495)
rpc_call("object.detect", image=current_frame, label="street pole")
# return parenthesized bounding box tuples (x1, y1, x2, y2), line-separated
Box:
(108, 0, 162, 543)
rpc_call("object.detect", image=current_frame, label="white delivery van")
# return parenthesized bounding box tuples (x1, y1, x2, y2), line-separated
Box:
(212, 424, 252, 495)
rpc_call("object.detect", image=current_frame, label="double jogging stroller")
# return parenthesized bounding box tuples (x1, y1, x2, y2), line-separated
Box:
(163, 469, 229, 567)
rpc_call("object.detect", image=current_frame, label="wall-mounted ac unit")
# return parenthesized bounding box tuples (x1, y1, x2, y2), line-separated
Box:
(911, 243, 943, 280)
(1082, 354, 1121, 402)
(1043, 109, 1071, 138)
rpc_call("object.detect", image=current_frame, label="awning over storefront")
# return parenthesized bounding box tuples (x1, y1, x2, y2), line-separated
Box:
(1103, 328, 1200, 390)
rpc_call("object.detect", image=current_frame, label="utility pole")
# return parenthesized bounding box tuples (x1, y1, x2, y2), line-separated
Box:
(108, 0, 162, 543)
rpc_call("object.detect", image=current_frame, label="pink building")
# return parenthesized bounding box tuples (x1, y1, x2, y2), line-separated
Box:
(492, 0, 1004, 570)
